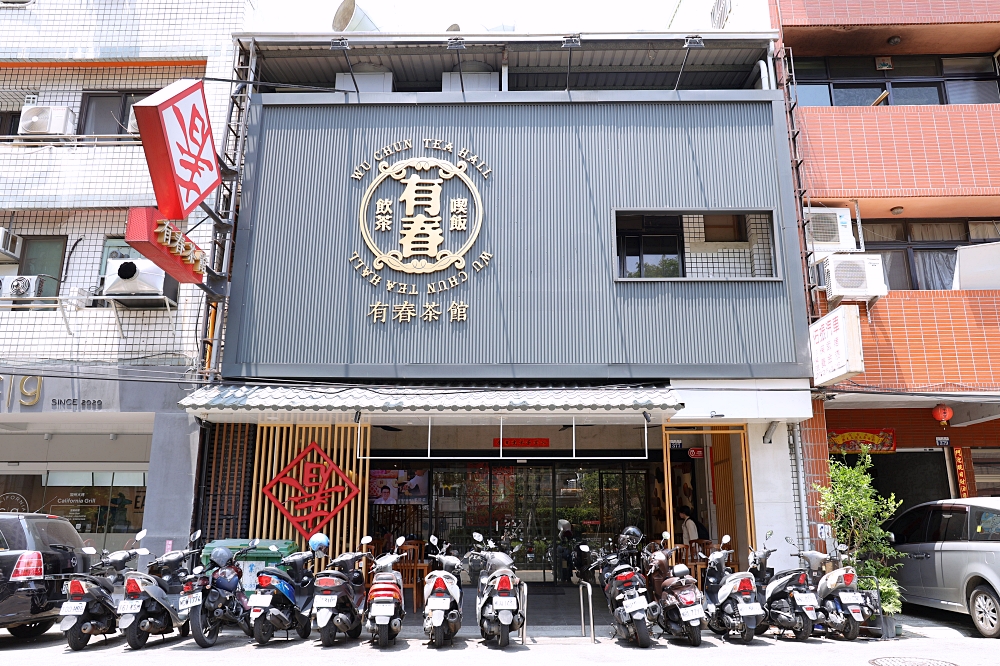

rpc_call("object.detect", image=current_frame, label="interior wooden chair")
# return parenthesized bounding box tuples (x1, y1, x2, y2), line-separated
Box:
(397, 543, 424, 612)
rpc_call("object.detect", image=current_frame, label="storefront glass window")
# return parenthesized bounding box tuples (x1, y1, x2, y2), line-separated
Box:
(971, 449, 1000, 497)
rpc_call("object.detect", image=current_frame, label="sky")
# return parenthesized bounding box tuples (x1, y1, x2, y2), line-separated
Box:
(246, 0, 772, 34)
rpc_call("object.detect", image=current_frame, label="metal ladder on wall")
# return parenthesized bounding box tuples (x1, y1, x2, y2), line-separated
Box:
(200, 39, 258, 377)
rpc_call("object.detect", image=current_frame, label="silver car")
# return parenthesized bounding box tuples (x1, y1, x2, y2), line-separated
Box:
(887, 498, 1000, 637)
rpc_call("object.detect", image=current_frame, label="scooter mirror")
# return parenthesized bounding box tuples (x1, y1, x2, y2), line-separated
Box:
(766, 530, 773, 540)
(82, 546, 97, 555)
(193, 566, 204, 575)
(512, 544, 521, 553)
(887, 532, 896, 544)
(579, 544, 590, 553)
(487, 539, 496, 549)
(473, 532, 484, 543)
(785, 536, 796, 546)
(361, 535, 373, 545)
(721, 534, 731, 545)
(190, 530, 202, 542)
(269, 544, 279, 552)
(249, 539, 260, 548)
(429, 535, 438, 546)
(837, 543, 848, 552)
(135, 529, 147, 541)
(137, 548, 149, 556)
(661, 531, 670, 540)
(395, 536, 406, 547)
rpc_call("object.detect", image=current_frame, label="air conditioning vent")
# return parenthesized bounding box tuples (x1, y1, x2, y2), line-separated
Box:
(103, 258, 178, 308)
(0, 275, 52, 299)
(824, 254, 888, 307)
(0, 227, 23, 263)
(805, 207, 856, 263)
(127, 106, 139, 134)
(18, 105, 77, 136)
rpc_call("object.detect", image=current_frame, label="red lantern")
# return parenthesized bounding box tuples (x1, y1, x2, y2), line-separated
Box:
(932, 404, 954, 427)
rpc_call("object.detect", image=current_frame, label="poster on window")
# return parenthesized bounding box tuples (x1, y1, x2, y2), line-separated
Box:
(368, 469, 428, 505)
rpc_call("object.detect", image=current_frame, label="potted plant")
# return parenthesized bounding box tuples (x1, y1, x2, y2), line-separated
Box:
(815, 448, 903, 638)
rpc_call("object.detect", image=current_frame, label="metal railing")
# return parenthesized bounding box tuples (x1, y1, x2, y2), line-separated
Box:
(0, 134, 142, 146)
(0, 294, 178, 338)
(579, 581, 596, 642)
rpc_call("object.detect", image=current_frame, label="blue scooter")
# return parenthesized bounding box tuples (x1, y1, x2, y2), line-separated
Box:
(248, 543, 317, 644)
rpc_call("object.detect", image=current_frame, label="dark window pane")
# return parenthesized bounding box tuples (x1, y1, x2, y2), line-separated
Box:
(82, 95, 125, 135)
(885, 56, 939, 78)
(617, 215, 643, 231)
(620, 235, 641, 278)
(913, 250, 957, 290)
(794, 58, 827, 80)
(643, 215, 681, 230)
(891, 506, 930, 545)
(862, 222, 906, 242)
(942, 57, 996, 75)
(703, 215, 746, 242)
(892, 84, 941, 106)
(946, 80, 1000, 105)
(641, 235, 680, 278)
(833, 85, 885, 106)
(828, 57, 879, 78)
(122, 94, 147, 126)
(927, 509, 969, 542)
(20, 237, 66, 296)
(971, 508, 1000, 541)
(878, 250, 911, 290)
(969, 221, 1000, 240)
(797, 84, 831, 107)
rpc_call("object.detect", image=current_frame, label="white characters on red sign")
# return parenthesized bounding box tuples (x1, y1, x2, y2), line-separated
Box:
(161, 88, 218, 210)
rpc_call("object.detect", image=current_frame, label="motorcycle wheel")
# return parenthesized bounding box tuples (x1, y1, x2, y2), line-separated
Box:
(126, 618, 150, 650)
(7, 620, 55, 639)
(239, 617, 254, 637)
(254, 617, 273, 645)
(841, 615, 860, 641)
(347, 624, 363, 639)
(754, 622, 769, 636)
(634, 621, 652, 648)
(295, 612, 311, 639)
(66, 621, 91, 651)
(686, 624, 702, 647)
(434, 624, 445, 648)
(498, 623, 510, 648)
(378, 629, 389, 648)
(179, 620, 190, 638)
(737, 622, 755, 644)
(191, 605, 219, 648)
(793, 615, 813, 641)
(320, 622, 336, 647)
(708, 620, 726, 635)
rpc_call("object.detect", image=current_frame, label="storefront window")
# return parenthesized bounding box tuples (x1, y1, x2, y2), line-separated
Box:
(971, 449, 1000, 497)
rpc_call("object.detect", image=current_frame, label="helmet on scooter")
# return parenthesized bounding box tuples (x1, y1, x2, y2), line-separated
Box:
(209, 546, 233, 568)
(309, 532, 330, 556)
(618, 526, 643, 548)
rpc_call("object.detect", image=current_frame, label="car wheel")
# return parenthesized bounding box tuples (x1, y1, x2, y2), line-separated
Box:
(970, 585, 1000, 638)
(7, 620, 55, 639)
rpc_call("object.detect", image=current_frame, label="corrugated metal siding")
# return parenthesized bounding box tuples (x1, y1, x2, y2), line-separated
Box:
(229, 101, 805, 378)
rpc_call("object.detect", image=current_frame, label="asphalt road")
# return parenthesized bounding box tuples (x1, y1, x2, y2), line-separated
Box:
(0, 604, 990, 666)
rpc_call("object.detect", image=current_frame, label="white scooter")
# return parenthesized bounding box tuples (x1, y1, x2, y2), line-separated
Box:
(467, 532, 523, 647)
(423, 535, 464, 648)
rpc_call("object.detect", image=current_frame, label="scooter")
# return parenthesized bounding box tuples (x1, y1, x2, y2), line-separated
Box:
(468, 531, 524, 648)
(589, 528, 656, 648)
(184, 538, 260, 647)
(249, 543, 316, 645)
(119, 530, 202, 649)
(752, 532, 817, 641)
(315, 535, 372, 647)
(703, 534, 764, 644)
(365, 535, 408, 648)
(791, 538, 873, 641)
(423, 534, 464, 648)
(644, 531, 704, 646)
(59, 529, 148, 650)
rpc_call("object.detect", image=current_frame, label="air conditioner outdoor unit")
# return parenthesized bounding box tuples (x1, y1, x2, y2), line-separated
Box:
(18, 105, 77, 136)
(0, 275, 51, 299)
(126, 107, 139, 134)
(0, 227, 23, 264)
(805, 207, 856, 262)
(824, 254, 888, 307)
(103, 258, 178, 308)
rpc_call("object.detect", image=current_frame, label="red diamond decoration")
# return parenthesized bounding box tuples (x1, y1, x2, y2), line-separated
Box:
(260, 441, 360, 541)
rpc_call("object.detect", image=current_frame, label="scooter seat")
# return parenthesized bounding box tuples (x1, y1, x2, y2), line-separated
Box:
(259, 566, 295, 585)
(95, 577, 115, 593)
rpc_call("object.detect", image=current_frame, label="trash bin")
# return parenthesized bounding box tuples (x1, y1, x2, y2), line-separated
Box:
(200, 539, 298, 590)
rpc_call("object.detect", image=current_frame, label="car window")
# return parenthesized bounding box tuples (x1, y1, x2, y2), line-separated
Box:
(892, 506, 930, 545)
(0, 516, 27, 550)
(971, 508, 1000, 541)
(927, 508, 969, 542)
(27, 518, 84, 549)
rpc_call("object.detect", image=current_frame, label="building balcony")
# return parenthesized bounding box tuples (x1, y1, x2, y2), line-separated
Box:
(798, 104, 1000, 218)
(0, 138, 155, 210)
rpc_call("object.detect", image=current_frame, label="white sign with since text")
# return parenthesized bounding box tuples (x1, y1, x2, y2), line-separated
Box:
(809, 305, 864, 387)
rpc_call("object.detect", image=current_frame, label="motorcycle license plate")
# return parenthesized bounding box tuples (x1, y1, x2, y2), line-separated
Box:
(60, 602, 86, 616)
(622, 597, 647, 613)
(840, 591, 863, 605)
(118, 600, 143, 614)
(313, 595, 338, 608)
(427, 597, 452, 610)
(371, 602, 395, 616)
(679, 605, 704, 621)
(178, 592, 202, 610)
(794, 592, 818, 606)
(493, 597, 518, 610)
(738, 602, 763, 616)
(248, 594, 272, 608)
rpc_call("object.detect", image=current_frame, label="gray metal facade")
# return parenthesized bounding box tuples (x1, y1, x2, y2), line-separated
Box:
(226, 92, 809, 380)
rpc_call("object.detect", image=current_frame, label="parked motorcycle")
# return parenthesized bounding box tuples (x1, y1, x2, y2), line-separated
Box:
(589, 526, 656, 648)
(184, 538, 260, 647)
(365, 535, 408, 648)
(422, 534, 464, 647)
(249, 540, 321, 645)
(703, 534, 764, 644)
(119, 530, 202, 649)
(644, 531, 704, 646)
(788, 538, 873, 640)
(315, 535, 373, 647)
(468, 531, 523, 647)
(752, 531, 816, 641)
(59, 529, 148, 650)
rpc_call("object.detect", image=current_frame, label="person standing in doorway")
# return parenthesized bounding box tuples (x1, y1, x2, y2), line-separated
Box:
(678, 506, 700, 545)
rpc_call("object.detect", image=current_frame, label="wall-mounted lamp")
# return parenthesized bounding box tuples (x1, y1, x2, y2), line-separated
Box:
(709, 411, 725, 419)
(43, 433, 52, 440)
(354, 410, 361, 424)
(890, 206, 904, 215)
(642, 411, 652, 423)
(110, 434, 118, 441)
(446, 37, 466, 50)
(675, 36, 705, 92)
(887, 36, 901, 46)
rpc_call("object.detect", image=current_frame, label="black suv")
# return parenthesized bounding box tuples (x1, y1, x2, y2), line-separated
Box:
(0, 513, 90, 639)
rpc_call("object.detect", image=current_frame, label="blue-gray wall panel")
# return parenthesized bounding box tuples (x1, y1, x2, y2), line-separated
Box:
(226, 100, 809, 380)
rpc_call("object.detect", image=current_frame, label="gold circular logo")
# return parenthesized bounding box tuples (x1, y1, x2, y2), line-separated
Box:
(358, 157, 483, 275)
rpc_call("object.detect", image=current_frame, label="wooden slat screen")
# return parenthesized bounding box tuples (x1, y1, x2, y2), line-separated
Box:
(711, 430, 739, 555)
(198, 423, 256, 541)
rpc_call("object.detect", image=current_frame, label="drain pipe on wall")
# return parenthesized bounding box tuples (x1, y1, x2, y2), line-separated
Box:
(791, 423, 810, 549)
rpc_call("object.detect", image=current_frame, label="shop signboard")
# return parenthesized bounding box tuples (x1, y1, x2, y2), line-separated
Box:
(125, 207, 206, 284)
(687, 447, 705, 459)
(827, 428, 896, 454)
(492, 438, 549, 448)
(809, 305, 864, 386)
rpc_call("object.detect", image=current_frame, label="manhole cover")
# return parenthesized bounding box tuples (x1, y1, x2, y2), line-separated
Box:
(868, 657, 955, 666)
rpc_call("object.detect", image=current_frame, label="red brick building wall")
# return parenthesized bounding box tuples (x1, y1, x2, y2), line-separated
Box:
(825, 407, 1000, 448)
(777, 0, 1000, 26)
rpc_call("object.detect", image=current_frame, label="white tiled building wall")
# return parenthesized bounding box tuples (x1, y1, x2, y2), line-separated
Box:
(682, 214, 776, 278)
(0, 0, 249, 369)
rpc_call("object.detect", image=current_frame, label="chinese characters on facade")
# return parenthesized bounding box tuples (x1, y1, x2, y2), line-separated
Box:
(368, 300, 469, 324)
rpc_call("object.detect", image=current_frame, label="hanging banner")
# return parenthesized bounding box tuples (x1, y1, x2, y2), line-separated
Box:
(133, 79, 221, 220)
(125, 207, 206, 284)
(827, 428, 896, 454)
(953, 447, 973, 498)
